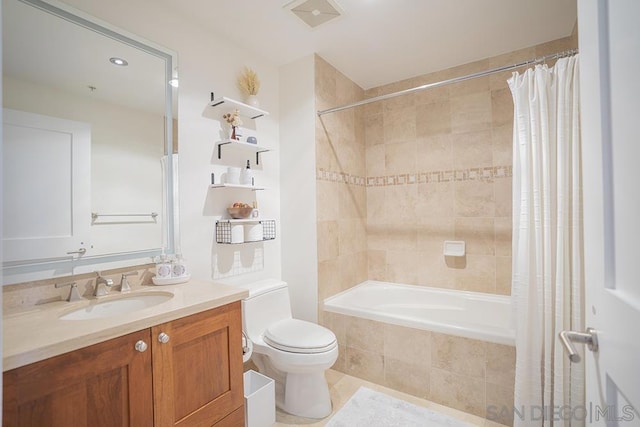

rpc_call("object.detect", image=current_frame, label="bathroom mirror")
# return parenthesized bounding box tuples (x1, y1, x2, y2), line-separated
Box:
(1, 0, 178, 285)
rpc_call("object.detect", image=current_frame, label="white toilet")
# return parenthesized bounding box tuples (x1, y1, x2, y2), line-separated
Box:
(241, 279, 338, 419)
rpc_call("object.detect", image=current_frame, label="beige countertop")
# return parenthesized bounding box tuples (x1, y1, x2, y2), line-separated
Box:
(3, 279, 249, 371)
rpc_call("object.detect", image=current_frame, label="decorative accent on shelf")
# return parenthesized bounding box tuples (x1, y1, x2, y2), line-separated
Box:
(222, 109, 242, 141)
(237, 66, 260, 107)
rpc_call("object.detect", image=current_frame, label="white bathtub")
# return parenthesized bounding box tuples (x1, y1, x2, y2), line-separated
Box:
(323, 280, 515, 346)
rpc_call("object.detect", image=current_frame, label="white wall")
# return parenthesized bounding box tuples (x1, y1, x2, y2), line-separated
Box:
(279, 55, 318, 322)
(59, 0, 282, 284)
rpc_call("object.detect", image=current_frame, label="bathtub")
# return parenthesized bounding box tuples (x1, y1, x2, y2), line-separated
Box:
(323, 280, 515, 346)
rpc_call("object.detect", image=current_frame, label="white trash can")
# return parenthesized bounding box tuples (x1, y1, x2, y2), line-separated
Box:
(243, 370, 275, 427)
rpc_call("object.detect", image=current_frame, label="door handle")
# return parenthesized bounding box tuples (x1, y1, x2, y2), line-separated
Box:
(66, 248, 87, 255)
(559, 327, 598, 363)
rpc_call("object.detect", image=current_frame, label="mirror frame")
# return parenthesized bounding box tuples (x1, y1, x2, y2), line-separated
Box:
(2, 0, 178, 284)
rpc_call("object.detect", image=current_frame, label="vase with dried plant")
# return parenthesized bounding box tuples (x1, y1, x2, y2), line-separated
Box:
(223, 109, 243, 140)
(237, 66, 261, 107)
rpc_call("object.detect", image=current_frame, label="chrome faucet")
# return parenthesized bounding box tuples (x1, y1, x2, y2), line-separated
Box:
(55, 281, 82, 302)
(94, 273, 114, 297)
(120, 271, 139, 293)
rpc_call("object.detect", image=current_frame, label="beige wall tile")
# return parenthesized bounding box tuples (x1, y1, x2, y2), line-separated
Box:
(432, 333, 486, 379)
(338, 219, 358, 256)
(416, 101, 451, 137)
(451, 91, 492, 134)
(494, 178, 512, 217)
(384, 357, 430, 400)
(383, 105, 416, 144)
(345, 347, 385, 384)
(451, 130, 493, 170)
(338, 252, 367, 291)
(366, 187, 386, 223)
(495, 256, 512, 296)
(366, 143, 385, 176)
(494, 217, 512, 256)
(430, 368, 486, 417)
(314, 55, 336, 106)
(416, 182, 455, 218)
(417, 134, 453, 172)
(384, 185, 419, 222)
(417, 218, 456, 252)
(386, 250, 420, 285)
(322, 312, 347, 347)
(317, 221, 339, 262)
(415, 85, 449, 106)
(318, 258, 341, 301)
(492, 125, 512, 167)
(485, 343, 516, 389)
(491, 89, 514, 128)
(385, 141, 417, 175)
(346, 316, 384, 353)
(365, 113, 384, 147)
(486, 382, 515, 426)
(449, 75, 490, 97)
(368, 250, 387, 281)
(384, 323, 431, 367)
(455, 254, 497, 293)
(454, 180, 495, 217)
(316, 181, 340, 222)
(455, 217, 496, 255)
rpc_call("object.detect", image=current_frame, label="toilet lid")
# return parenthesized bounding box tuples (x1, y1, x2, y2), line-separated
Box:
(264, 319, 337, 354)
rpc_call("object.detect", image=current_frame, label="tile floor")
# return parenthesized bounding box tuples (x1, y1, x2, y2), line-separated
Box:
(273, 369, 507, 427)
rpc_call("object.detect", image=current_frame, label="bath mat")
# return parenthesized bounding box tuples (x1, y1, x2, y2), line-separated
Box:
(326, 387, 474, 427)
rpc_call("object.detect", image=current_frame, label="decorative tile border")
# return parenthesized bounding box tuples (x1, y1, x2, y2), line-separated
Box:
(316, 166, 512, 187)
(316, 169, 367, 186)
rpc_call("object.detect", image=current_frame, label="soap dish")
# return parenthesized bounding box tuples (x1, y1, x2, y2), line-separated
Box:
(152, 274, 190, 286)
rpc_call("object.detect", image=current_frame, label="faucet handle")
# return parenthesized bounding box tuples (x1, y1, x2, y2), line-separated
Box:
(55, 282, 82, 302)
(94, 273, 114, 297)
(120, 271, 139, 293)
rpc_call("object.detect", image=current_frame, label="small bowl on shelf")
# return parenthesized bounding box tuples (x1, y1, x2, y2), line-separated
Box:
(227, 207, 254, 219)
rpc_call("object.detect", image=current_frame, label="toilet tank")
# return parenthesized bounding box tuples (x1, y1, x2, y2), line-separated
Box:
(241, 279, 292, 340)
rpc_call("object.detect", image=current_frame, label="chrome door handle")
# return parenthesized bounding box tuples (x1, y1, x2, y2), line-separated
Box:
(66, 248, 86, 255)
(559, 327, 598, 363)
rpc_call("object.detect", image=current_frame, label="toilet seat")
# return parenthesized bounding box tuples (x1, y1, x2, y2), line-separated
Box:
(264, 319, 337, 354)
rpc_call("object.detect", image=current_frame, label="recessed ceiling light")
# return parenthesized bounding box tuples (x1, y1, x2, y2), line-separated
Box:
(109, 57, 128, 66)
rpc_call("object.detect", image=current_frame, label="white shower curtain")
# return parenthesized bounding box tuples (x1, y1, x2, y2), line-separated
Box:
(508, 56, 583, 427)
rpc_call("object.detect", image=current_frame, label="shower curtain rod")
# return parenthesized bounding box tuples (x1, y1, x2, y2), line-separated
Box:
(316, 48, 578, 116)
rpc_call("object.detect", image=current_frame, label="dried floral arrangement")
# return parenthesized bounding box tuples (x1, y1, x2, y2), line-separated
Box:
(223, 109, 243, 127)
(237, 66, 260, 96)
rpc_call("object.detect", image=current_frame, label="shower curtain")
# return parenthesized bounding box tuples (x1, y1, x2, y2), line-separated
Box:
(508, 56, 583, 427)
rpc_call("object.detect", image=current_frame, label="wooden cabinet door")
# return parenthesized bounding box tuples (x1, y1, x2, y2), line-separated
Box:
(152, 302, 244, 427)
(3, 329, 153, 427)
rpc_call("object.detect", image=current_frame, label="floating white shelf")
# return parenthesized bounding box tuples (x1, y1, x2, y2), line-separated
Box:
(209, 184, 266, 191)
(209, 96, 269, 119)
(215, 139, 272, 165)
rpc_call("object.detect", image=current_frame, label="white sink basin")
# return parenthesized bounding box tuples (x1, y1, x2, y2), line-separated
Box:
(59, 292, 173, 320)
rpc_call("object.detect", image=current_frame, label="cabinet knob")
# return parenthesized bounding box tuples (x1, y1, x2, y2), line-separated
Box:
(135, 340, 148, 352)
(158, 332, 170, 344)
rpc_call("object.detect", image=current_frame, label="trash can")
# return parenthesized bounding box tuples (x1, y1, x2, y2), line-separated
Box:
(243, 370, 275, 427)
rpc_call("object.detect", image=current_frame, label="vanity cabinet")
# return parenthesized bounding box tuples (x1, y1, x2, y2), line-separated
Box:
(152, 302, 244, 426)
(2, 302, 244, 427)
(3, 329, 154, 426)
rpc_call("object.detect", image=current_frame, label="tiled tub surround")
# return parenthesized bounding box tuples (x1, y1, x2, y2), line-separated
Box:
(323, 310, 516, 426)
(314, 33, 577, 427)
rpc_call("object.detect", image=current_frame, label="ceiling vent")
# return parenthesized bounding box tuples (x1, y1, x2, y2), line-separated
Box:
(284, 0, 344, 29)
